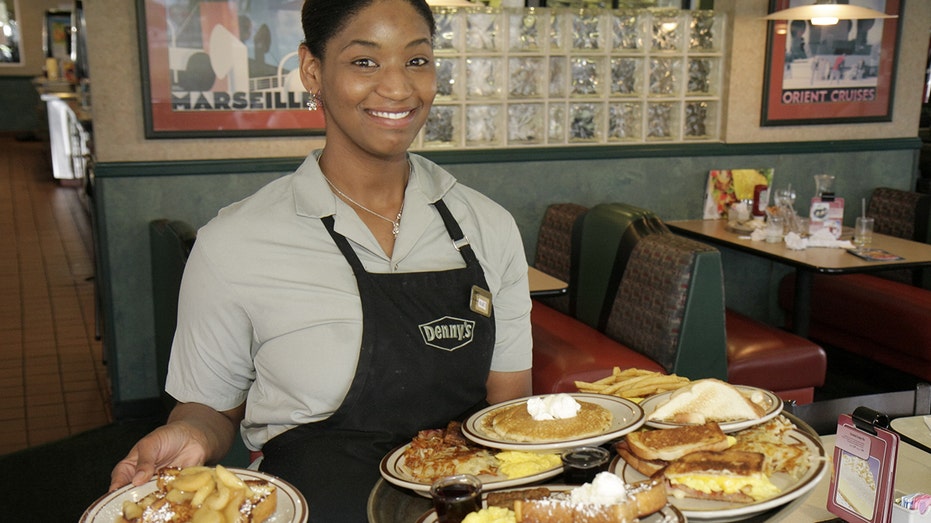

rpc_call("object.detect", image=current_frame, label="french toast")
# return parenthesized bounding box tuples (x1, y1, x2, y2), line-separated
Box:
(116, 465, 277, 523)
(510, 475, 666, 523)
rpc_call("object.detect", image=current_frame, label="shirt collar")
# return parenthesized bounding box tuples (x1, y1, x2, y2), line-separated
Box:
(293, 150, 456, 219)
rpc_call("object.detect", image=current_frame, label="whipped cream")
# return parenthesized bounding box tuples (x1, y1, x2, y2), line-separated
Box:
(526, 394, 581, 420)
(570, 471, 628, 506)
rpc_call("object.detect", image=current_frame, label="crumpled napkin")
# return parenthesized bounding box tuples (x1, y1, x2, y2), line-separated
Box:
(784, 229, 854, 250)
(806, 228, 854, 248)
(750, 228, 768, 242)
(785, 232, 806, 250)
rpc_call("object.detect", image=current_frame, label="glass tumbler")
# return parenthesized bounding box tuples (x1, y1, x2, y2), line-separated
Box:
(854, 217, 874, 252)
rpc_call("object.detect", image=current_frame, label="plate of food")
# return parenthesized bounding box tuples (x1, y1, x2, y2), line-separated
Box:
(612, 414, 828, 522)
(414, 476, 683, 523)
(639, 379, 782, 433)
(379, 426, 564, 496)
(80, 465, 308, 523)
(461, 393, 645, 452)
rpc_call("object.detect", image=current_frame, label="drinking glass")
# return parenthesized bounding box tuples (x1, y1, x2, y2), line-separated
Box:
(430, 474, 482, 523)
(766, 216, 785, 243)
(814, 174, 836, 197)
(854, 217, 874, 252)
(773, 188, 796, 208)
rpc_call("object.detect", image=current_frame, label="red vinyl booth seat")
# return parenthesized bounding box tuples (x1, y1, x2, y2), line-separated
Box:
(725, 309, 826, 405)
(780, 272, 931, 382)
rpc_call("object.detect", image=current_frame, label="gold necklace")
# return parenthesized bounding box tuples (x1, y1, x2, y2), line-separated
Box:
(322, 164, 408, 238)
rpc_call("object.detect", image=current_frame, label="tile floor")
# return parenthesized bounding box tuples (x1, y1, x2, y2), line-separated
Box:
(0, 134, 111, 456)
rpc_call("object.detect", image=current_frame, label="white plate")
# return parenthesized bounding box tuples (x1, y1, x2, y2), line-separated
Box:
(462, 393, 645, 451)
(413, 485, 686, 523)
(379, 443, 564, 496)
(639, 385, 783, 432)
(79, 468, 309, 523)
(612, 427, 828, 522)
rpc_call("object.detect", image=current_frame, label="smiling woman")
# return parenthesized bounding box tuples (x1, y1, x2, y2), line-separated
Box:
(108, 1, 534, 522)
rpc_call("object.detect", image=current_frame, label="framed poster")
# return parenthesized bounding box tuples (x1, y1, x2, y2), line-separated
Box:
(760, 0, 902, 126)
(0, 0, 22, 65)
(137, 0, 325, 138)
(44, 9, 71, 60)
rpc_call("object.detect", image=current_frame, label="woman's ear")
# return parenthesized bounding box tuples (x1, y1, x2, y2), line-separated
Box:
(298, 44, 321, 94)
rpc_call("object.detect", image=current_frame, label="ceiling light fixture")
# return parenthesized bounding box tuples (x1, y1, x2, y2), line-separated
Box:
(763, 0, 896, 27)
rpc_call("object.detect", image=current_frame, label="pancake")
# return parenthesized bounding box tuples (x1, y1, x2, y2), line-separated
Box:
(483, 400, 612, 443)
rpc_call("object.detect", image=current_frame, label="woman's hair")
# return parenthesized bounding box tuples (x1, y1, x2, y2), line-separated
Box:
(301, 0, 436, 59)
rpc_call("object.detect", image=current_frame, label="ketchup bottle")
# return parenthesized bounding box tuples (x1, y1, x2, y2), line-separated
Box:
(752, 184, 769, 216)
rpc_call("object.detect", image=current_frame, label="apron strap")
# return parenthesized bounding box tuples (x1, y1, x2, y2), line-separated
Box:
(322, 200, 480, 268)
(433, 200, 480, 266)
(321, 215, 366, 275)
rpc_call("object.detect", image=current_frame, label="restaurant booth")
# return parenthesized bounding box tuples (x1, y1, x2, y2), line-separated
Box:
(64, 0, 928, 422)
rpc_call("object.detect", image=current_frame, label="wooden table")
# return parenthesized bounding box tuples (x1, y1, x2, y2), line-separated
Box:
(666, 219, 931, 337)
(528, 267, 568, 298)
(891, 415, 931, 453)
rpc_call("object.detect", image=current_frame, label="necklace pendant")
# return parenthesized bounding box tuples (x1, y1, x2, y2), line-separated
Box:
(392, 221, 400, 238)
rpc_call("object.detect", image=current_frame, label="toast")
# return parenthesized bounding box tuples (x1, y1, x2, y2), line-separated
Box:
(615, 422, 733, 477)
(514, 497, 637, 523)
(117, 465, 277, 523)
(511, 474, 667, 522)
(647, 379, 765, 425)
(625, 422, 732, 461)
(614, 440, 668, 477)
(663, 449, 780, 503)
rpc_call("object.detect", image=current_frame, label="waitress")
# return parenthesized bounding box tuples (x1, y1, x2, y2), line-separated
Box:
(108, 0, 533, 521)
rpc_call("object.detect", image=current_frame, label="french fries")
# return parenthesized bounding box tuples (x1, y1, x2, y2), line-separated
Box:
(575, 367, 690, 401)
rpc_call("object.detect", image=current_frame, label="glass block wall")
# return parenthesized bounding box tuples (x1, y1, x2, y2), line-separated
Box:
(413, 7, 726, 150)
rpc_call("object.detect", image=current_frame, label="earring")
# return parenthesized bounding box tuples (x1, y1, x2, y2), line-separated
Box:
(306, 92, 320, 111)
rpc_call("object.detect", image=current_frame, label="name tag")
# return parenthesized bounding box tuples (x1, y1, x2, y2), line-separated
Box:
(470, 285, 493, 317)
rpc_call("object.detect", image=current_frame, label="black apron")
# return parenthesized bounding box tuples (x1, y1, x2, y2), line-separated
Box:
(260, 200, 496, 523)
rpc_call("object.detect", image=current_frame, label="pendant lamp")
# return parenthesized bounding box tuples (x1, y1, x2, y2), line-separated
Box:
(763, 0, 896, 26)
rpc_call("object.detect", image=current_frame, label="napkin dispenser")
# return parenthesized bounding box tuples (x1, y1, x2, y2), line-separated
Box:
(893, 495, 931, 523)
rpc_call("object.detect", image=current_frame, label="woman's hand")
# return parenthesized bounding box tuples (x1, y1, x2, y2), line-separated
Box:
(109, 421, 211, 491)
(109, 402, 245, 491)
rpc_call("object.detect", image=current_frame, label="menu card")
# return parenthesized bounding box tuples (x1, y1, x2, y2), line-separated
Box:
(847, 249, 905, 262)
(827, 410, 899, 523)
(810, 197, 845, 239)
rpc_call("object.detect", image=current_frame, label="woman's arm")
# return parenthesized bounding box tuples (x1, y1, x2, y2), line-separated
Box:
(486, 369, 532, 404)
(109, 402, 245, 491)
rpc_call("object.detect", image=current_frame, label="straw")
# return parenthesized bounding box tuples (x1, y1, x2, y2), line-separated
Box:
(862, 198, 866, 218)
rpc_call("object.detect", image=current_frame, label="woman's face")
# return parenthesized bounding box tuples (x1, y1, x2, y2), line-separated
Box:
(300, 0, 436, 161)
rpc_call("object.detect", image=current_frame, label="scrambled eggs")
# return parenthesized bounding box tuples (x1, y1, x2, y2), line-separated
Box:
(494, 451, 561, 478)
(462, 506, 516, 523)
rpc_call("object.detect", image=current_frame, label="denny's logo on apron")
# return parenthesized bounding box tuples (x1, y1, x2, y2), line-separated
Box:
(418, 316, 476, 351)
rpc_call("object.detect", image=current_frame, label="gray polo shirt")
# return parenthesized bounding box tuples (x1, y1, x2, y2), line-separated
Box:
(165, 151, 532, 450)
